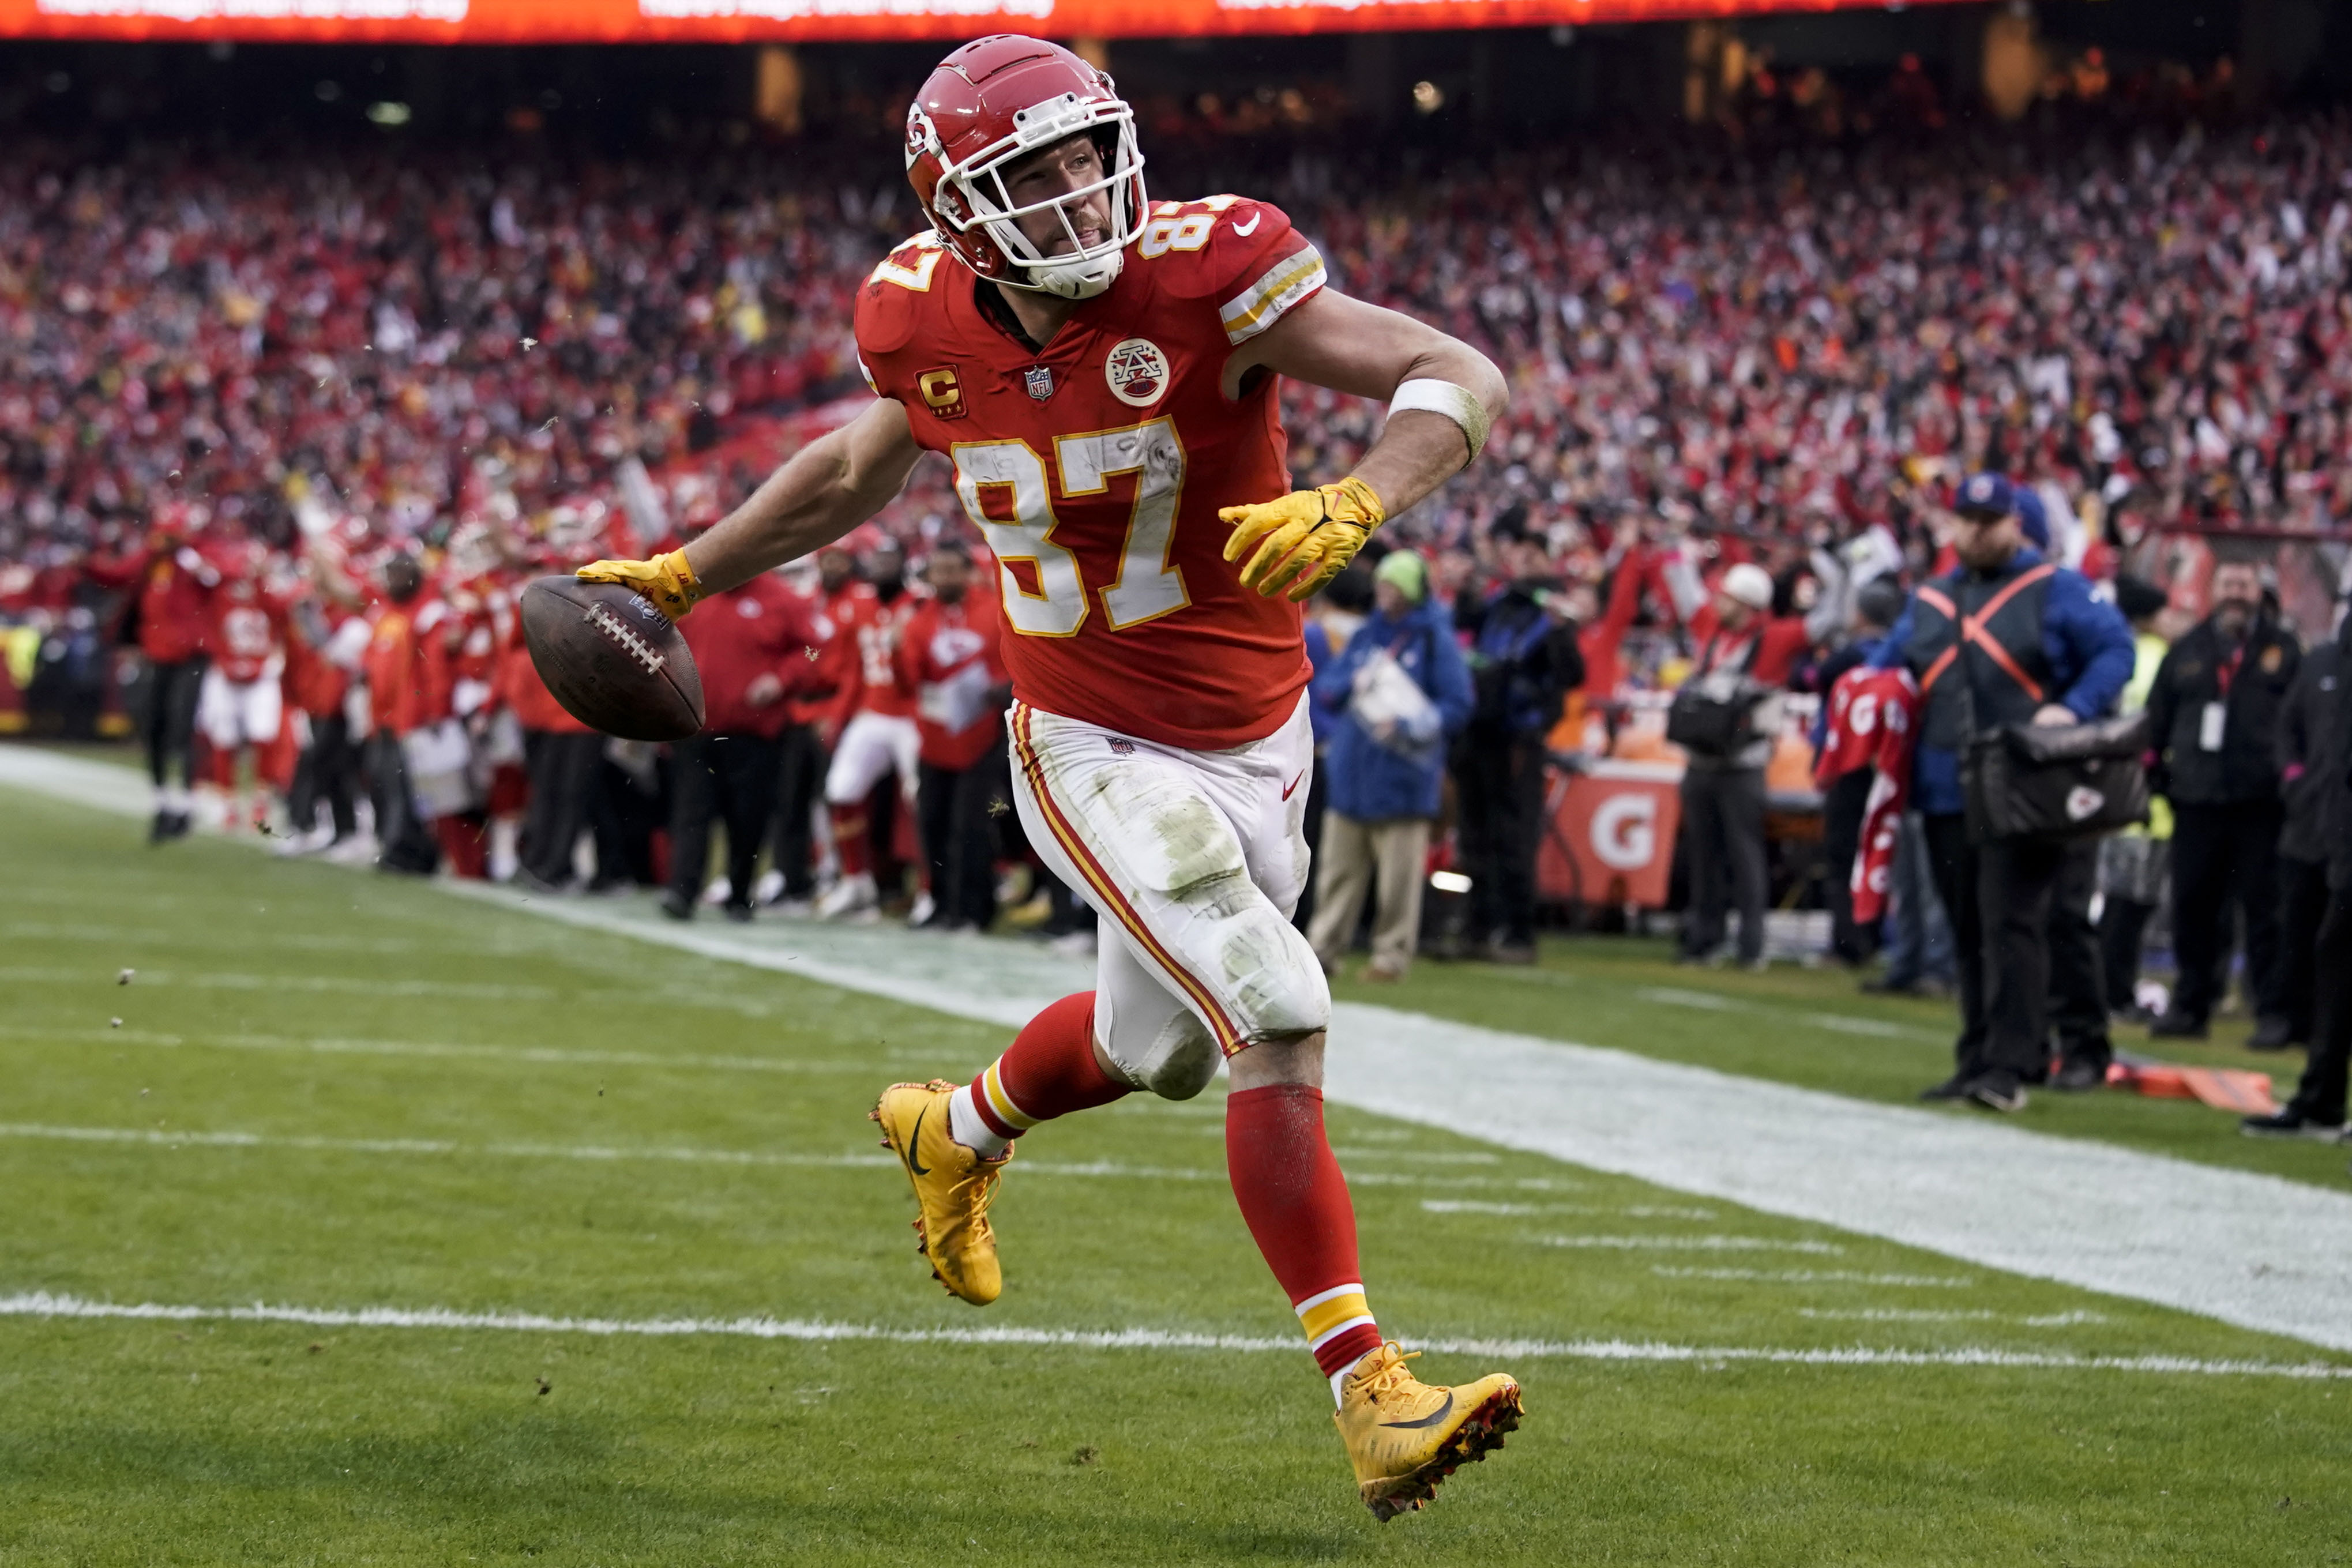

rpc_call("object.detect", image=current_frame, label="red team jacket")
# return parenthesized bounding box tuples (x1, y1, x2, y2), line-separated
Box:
(852, 195, 1326, 750)
(897, 590, 1009, 771)
(87, 534, 219, 664)
(681, 575, 828, 738)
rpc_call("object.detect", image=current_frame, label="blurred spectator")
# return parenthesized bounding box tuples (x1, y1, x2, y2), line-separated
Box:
(762, 544, 856, 912)
(899, 542, 1010, 933)
(2144, 559, 2301, 1044)
(277, 589, 368, 856)
(1812, 577, 1908, 965)
(361, 554, 441, 876)
(2244, 609, 2352, 1141)
(2272, 607, 2341, 1051)
(2095, 576, 2177, 1024)
(816, 540, 920, 922)
(1306, 550, 1472, 982)
(663, 569, 824, 923)
(1876, 474, 2133, 1110)
(1292, 562, 1374, 937)
(1865, 812, 1956, 998)
(1453, 525, 1584, 963)
(1671, 562, 1799, 969)
(84, 506, 216, 841)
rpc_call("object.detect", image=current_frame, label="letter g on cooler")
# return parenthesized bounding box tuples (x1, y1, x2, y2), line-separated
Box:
(1590, 793, 1657, 873)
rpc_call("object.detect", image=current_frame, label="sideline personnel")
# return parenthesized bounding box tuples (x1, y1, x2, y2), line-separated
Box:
(2143, 559, 2300, 1043)
(1874, 474, 2133, 1111)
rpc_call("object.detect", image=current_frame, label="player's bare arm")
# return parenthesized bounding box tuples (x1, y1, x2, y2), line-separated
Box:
(1220, 287, 1504, 601)
(1235, 287, 1505, 518)
(577, 396, 922, 615)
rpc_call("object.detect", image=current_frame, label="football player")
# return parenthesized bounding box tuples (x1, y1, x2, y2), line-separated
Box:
(579, 35, 1520, 1518)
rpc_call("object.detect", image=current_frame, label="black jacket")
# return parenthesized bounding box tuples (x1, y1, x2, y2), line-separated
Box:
(2277, 639, 2344, 864)
(2146, 614, 2301, 806)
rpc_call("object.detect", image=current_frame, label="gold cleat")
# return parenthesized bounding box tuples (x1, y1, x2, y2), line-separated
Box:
(1333, 1341, 1522, 1521)
(869, 1079, 1008, 1306)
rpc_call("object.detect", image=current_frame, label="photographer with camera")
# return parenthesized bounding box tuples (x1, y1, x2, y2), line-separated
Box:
(1671, 562, 1809, 969)
(1872, 475, 2135, 1111)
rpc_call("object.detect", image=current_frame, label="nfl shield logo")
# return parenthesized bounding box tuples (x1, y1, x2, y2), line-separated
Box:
(1024, 366, 1055, 401)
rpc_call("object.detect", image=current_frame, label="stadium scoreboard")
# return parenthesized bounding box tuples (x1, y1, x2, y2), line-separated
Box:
(0, 0, 1973, 43)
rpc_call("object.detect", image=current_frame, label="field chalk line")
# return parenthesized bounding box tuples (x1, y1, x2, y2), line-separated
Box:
(3, 1291, 2345, 1380)
(5, 745, 2352, 1353)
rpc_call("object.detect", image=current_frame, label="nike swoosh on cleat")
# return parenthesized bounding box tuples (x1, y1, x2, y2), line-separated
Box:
(904, 1104, 933, 1178)
(1232, 213, 1262, 236)
(1378, 1390, 1456, 1430)
(1282, 770, 1305, 800)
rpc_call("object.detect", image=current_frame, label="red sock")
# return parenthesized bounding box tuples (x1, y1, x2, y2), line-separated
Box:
(963, 992, 1129, 1142)
(829, 803, 871, 877)
(1226, 1084, 1384, 1380)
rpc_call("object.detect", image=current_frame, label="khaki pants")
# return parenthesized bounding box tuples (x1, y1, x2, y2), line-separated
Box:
(1307, 813, 1432, 976)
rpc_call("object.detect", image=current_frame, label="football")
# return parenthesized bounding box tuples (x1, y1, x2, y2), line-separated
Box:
(519, 576, 705, 742)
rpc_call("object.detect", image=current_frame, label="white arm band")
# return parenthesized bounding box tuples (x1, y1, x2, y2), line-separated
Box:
(1388, 378, 1494, 465)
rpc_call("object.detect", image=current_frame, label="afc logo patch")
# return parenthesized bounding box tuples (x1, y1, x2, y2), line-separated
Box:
(916, 366, 967, 420)
(1104, 337, 1171, 408)
(1024, 365, 1056, 401)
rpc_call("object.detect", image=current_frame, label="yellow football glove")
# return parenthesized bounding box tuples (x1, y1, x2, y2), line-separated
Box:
(1219, 475, 1387, 603)
(576, 547, 702, 621)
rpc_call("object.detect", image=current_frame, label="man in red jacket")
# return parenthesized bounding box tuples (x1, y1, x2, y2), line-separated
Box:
(760, 545, 854, 911)
(897, 541, 1011, 931)
(85, 502, 217, 841)
(664, 570, 827, 922)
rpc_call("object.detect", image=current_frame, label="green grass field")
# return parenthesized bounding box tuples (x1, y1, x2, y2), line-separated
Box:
(3, 781, 2349, 1565)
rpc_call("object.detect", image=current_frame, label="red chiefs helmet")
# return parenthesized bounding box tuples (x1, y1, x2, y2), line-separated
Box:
(905, 36, 1148, 301)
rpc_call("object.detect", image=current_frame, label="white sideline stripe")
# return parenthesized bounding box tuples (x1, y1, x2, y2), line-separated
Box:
(0, 1122, 901, 1169)
(1539, 1235, 1843, 1254)
(0, 965, 557, 1001)
(1654, 1267, 1977, 1288)
(0, 1022, 893, 1077)
(2, 1291, 2342, 1380)
(9, 747, 2352, 1353)
(0, 1121, 1547, 1190)
(1799, 1308, 2110, 1326)
(1425, 1199, 1716, 1219)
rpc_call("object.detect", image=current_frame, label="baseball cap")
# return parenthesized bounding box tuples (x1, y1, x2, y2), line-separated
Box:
(1954, 472, 2017, 518)
(1956, 472, 2049, 550)
(1721, 562, 1774, 612)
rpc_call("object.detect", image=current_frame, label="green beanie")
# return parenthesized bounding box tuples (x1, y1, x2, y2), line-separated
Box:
(1374, 548, 1428, 604)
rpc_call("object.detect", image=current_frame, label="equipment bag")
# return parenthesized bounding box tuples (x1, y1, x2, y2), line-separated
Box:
(1963, 711, 2151, 844)
(1665, 686, 1763, 757)
(1666, 633, 1767, 759)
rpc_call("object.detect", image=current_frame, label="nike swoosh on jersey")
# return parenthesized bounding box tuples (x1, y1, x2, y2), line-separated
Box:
(904, 1103, 933, 1178)
(1231, 213, 1263, 236)
(1378, 1391, 1457, 1430)
(1282, 770, 1305, 800)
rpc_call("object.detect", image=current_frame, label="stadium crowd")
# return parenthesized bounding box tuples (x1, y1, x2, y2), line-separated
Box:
(2, 103, 2351, 1118)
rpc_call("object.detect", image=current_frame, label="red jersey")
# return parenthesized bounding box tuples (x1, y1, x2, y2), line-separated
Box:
(853, 195, 1327, 750)
(681, 574, 826, 738)
(897, 591, 1009, 771)
(1814, 664, 1917, 788)
(820, 584, 921, 725)
(206, 562, 287, 685)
